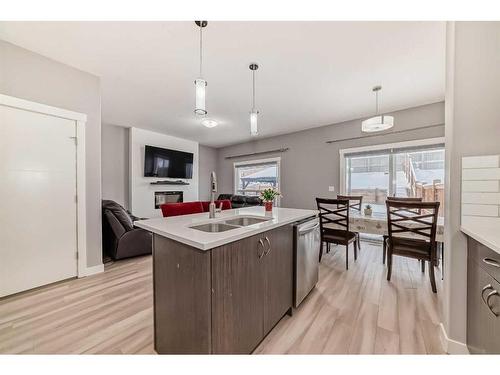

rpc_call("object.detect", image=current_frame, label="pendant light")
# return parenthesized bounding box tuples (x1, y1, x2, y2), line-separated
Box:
(361, 85, 394, 133)
(194, 21, 208, 115)
(249, 63, 259, 136)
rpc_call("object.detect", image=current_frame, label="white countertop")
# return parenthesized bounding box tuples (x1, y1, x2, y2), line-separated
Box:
(134, 206, 318, 250)
(461, 216, 500, 255)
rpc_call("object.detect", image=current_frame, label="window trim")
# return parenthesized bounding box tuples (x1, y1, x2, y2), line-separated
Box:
(339, 137, 445, 195)
(233, 156, 281, 205)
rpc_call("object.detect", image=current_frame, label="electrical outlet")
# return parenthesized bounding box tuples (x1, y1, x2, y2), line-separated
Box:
(328, 186, 335, 192)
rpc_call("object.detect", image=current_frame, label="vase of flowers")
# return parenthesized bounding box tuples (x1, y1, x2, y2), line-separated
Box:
(364, 204, 373, 216)
(260, 188, 281, 212)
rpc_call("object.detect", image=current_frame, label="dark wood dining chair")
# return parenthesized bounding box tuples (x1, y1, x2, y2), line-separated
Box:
(385, 200, 440, 293)
(383, 196, 422, 265)
(316, 198, 358, 270)
(337, 195, 363, 254)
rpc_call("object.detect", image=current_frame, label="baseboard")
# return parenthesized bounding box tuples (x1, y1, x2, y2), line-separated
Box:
(439, 323, 469, 354)
(80, 263, 104, 277)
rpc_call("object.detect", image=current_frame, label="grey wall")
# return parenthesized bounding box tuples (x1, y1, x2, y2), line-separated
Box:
(102, 124, 129, 208)
(199, 145, 218, 201)
(217, 102, 445, 209)
(443, 21, 500, 348)
(0, 40, 102, 268)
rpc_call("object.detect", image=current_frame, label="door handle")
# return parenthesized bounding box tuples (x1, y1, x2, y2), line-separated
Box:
(481, 284, 493, 305)
(483, 258, 500, 268)
(258, 238, 265, 259)
(264, 236, 272, 256)
(485, 290, 499, 317)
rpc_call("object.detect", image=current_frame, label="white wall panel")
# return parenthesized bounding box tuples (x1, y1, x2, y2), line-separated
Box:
(462, 192, 500, 205)
(462, 180, 499, 193)
(462, 168, 500, 181)
(462, 204, 499, 217)
(462, 155, 499, 169)
(461, 155, 500, 220)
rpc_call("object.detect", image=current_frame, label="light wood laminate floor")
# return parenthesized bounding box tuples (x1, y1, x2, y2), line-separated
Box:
(0, 242, 444, 354)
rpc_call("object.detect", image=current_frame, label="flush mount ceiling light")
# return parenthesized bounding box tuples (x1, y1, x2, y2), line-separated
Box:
(201, 118, 218, 128)
(361, 85, 394, 133)
(249, 63, 259, 136)
(194, 21, 208, 116)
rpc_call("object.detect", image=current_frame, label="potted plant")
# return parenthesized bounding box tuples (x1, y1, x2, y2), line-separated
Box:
(260, 188, 281, 212)
(364, 204, 373, 216)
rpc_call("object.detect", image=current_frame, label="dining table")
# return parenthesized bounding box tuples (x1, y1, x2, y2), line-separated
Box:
(323, 204, 445, 275)
(341, 207, 445, 243)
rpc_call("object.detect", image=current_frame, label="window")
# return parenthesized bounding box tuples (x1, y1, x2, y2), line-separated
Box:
(234, 157, 280, 200)
(340, 138, 445, 215)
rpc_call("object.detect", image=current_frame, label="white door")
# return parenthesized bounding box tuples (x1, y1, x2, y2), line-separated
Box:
(0, 105, 78, 297)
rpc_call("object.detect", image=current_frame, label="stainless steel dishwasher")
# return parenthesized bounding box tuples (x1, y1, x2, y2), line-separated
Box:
(293, 217, 320, 307)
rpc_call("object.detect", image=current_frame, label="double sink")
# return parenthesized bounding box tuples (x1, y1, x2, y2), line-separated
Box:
(190, 216, 271, 233)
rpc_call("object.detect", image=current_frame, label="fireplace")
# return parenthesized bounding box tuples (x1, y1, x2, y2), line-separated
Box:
(155, 191, 183, 209)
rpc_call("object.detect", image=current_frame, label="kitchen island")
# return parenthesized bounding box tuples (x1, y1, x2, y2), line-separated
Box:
(135, 206, 317, 354)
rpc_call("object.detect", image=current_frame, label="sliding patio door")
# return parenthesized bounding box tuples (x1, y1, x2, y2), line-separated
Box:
(345, 153, 390, 204)
(342, 140, 445, 215)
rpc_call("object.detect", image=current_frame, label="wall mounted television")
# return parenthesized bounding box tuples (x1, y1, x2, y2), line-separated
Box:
(144, 145, 194, 179)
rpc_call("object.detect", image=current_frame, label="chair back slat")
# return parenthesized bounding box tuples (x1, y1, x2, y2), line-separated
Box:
(386, 200, 440, 243)
(336, 195, 363, 211)
(316, 198, 350, 232)
(387, 196, 423, 214)
(386, 197, 423, 202)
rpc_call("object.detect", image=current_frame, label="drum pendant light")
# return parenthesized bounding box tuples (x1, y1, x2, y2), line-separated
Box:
(361, 85, 394, 133)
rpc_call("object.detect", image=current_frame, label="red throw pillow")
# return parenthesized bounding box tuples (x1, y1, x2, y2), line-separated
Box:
(160, 202, 204, 217)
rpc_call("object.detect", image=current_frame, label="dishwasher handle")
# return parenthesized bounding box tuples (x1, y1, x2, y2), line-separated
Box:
(298, 222, 320, 235)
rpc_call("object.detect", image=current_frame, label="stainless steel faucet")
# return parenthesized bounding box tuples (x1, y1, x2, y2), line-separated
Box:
(209, 171, 217, 218)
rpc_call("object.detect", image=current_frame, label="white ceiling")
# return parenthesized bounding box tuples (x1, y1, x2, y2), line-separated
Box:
(0, 21, 446, 148)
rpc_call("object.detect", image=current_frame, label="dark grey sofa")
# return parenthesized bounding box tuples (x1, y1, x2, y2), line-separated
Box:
(217, 194, 262, 209)
(102, 200, 152, 260)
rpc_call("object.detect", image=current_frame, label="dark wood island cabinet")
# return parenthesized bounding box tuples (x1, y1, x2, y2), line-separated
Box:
(152, 224, 293, 354)
(467, 237, 500, 354)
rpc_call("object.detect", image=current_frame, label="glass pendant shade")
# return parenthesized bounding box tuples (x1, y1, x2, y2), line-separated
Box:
(361, 115, 394, 133)
(249, 63, 259, 136)
(194, 78, 207, 115)
(250, 110, 259, 136)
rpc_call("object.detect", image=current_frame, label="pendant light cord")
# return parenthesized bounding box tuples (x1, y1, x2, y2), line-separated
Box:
(375, 89, 379, 115)
(199, 25, 203, 77)
(252, 69, 256, 110)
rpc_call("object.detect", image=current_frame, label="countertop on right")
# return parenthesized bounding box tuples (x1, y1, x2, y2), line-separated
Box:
(461, 216, 500, 255)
